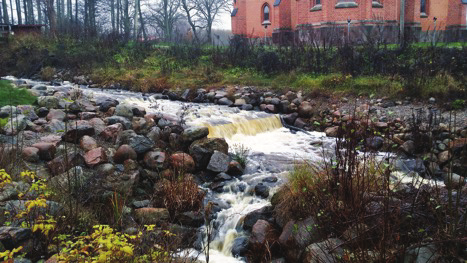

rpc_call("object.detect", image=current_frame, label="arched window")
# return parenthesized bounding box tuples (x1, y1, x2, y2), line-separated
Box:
(420, 0, 427, 14)
(263, 5, 270, 22)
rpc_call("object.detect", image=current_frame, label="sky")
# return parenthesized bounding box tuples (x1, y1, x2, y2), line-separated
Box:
(214, 12, 232, 30)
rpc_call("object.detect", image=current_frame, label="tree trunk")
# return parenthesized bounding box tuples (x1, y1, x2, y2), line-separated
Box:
(1, 0, 8, 24)
(28, 0, 34, 24)
(111, 0, 115, 32)
(9, 0, 13, 24)
(133, 0, 139, 40)
(36, 0, 42, 24)
(15, 0, 21, 24)
(123, 0, 129, 40)
(46, 0, 56, 36)
(138, 0, 146, 41)
(23, 0, 28, 24)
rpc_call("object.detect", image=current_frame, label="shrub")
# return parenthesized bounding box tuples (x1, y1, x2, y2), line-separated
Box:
(40, 66, 56, 81)
(0, 80, 37, 107)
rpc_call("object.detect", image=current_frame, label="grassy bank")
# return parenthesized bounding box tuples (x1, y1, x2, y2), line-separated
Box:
(1, 35, 466, 100)
(0, 80, 37, 107)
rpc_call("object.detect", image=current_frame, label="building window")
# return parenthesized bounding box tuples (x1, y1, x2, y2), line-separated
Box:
(420, 0, 427, 16)
(316, 0, 321, 5)
(311, 0, 322, 11)
(335, 0, 358, 8)
(263, 5, 270, 22)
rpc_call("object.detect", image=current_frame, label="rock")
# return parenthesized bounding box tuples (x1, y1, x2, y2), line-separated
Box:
(262, 176, 278, 183)
(243, 206, 273, 231)
(115, 104, 134, 119)
(16, 105, 38, 121)
(132, 117, 153, 134)
(0, 182, 29, 202)
(143, 151, 166, 170)
(106, 116, 132, 129)
(37, 96, 59, 109)
(279, 217, 320, 248)
(96, 163, 115, 176)
(214, 172, 233, 181)
(294, 118, 307, 128)
(84, 147, 108, 167)
(249, 220, 275, 247)
(121, 134, 154, 155)
(438, 151, 451, 164)
(303, 238, 344, 263)
(49, 166, 85, 190)
(113, 145, 138, 164)
(132, 200, 151, 209)
(31, 142, 56, 161)
(157, 118, 172, 129)
(394, 159, 426, 176)
(62, 123, 95, 143)
(170, 153, 195, 173)
(227, 161, 244, 176)
(325, 126, 339, 137)
(298, 101, 313, 118)
(282, 113, 298, 125)
(102, 170, 139, 196)
(443, 173, 465, 189)
(0, 227, 32, 249)
(89, 118, 106, 134)
(207, 151, 229, 173)
(22, 147, 40, 162)
(100, 123, 123, 142)
(254, 183, 270, 198)
(405, 245, 441, 263)
(400, 140, 415, 155)
(44, 119, 66, 133)
(218, 98, 233, 106)
(134, 208, 169, 224)
(36, 107, 49, 118)
(78, 112, 97, 120)
(176, 211, 204, 227)
(80, 135, 98, 152)
(147, 126, 161, 143)
(181, 127, 209, 143)
(98, 98, 119, 112)
(234, 98, 246, 106)
(3, 115, 29, 135)
(40, 135, 62, 147)
(47, 152, 85, 176)
(374, 122, 388, 129)
(366, 136, 384, 151)
(241, 104, 254, 111)
(189, 138, 228, 170)
(232, 236, 249, 257)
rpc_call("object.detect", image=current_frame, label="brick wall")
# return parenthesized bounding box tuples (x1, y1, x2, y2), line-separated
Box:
(231, 0, 466, 41)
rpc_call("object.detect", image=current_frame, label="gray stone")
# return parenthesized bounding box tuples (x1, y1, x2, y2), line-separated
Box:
(181, 127, 209, 143)
(132, 200, 151, 209)
(443, 173, 465, 189)
(147, 126, 162, 143)
(44, 119, 66, 133)
(0, 227, 32, 248)
(37, 96, 59, 109)
(16, 105, 38, 121)
(207, 150, 229, 173)
(115, 104, 134, 119)
(106, 116, 132, 129)
(254, 183, 270, 198)
(395, 159, 426, 176)
(303, 238, 344, 263)
(218, 98, 233, 106)
(4, 115, 29, 135)
(232, 236, 249, 257)
(62, 123, 95, 143)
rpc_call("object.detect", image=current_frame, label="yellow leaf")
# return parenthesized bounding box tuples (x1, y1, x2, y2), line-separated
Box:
(121, 246, 133, 256)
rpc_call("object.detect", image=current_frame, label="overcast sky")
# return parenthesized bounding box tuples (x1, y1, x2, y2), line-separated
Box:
(214, 12, 232, 30)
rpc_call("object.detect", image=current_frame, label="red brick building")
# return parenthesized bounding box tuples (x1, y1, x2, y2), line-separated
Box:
(231, 0, 467, 43)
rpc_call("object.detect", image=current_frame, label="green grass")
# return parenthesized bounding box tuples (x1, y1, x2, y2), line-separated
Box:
(0, 80, 37, 107)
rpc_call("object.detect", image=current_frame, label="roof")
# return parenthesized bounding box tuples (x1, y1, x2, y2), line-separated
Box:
(231, 8, 238, 17)
(12, 24, 46, 28)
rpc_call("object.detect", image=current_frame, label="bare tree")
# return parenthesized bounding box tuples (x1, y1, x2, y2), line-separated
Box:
(180, 0, 202, 43)
(149, 0, 181, 41)
(45, 0, 56, 35)
(194, 0, 230, 43)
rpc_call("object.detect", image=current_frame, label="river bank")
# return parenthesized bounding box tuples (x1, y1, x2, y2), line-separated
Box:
(0, 77, 466, 262)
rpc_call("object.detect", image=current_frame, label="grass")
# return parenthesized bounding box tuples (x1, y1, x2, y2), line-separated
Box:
(0, 80, 37, 107)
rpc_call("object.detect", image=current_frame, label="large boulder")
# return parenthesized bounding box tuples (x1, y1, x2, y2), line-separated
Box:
(3, 115, 29, 135)
(303, 238, 344, 263)
(80, 135, 98, 152)
(113, 145, 138, 164)
(22, 147, 40, 162)
(134, 208, 169, 224)
(115, 104, 134, 119)
(31, 142, 57, 161)
(47, 152, 85, 176)
(37, 96, 59, 109)
(17, 105, 38, 121)
(100, 123, 123, 142)
(181, 127, 209, 143)
(46, 109, 66, 121)
(143, 151, 167, 170)
(44, 119, 66, 133)
(170, 153, 195, 173)
(207, 151, 229, 173)
(249, 219, 276, 248)
(243, 206, 273, 231)
(0, 227, 32, 250)
(62, 122, 95, 143)
(278, 217, 321, 249)
(84, 147, 108, 167)
(120, 134, 154, 155)
(298, 101, 313, 118)
(232, 236, 249, 257)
